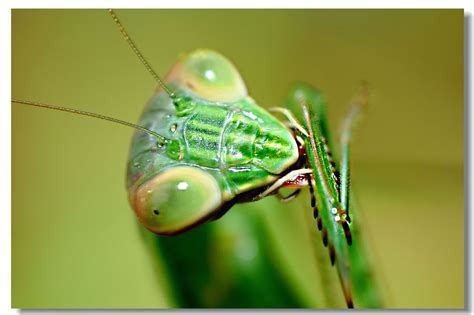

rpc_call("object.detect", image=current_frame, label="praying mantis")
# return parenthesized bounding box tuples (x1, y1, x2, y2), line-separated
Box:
(12, 9, 382, 308)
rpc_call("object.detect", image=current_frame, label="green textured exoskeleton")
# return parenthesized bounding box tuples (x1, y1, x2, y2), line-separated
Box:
(127, 49, 299, 236)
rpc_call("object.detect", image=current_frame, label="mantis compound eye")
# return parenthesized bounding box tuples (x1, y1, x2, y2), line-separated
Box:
(132, 166, 222, 235)
(166, 49, 248, 102)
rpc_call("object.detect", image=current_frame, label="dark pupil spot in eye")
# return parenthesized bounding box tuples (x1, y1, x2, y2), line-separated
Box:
(153, 209, 160, 215)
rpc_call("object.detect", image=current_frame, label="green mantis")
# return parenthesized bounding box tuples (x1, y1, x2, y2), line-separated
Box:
(12, 9, 382, 308)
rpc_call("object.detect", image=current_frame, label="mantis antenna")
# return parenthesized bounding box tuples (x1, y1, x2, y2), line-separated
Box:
(108, 9, 176, 99)
(12, 99, 168, 145)
(12, 9, 176, 144)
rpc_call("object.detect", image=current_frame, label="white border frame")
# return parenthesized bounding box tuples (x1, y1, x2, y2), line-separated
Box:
(2, 1, 473, 315)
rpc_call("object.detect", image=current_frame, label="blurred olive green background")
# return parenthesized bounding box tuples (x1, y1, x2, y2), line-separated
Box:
(12, 9, 464, 308)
